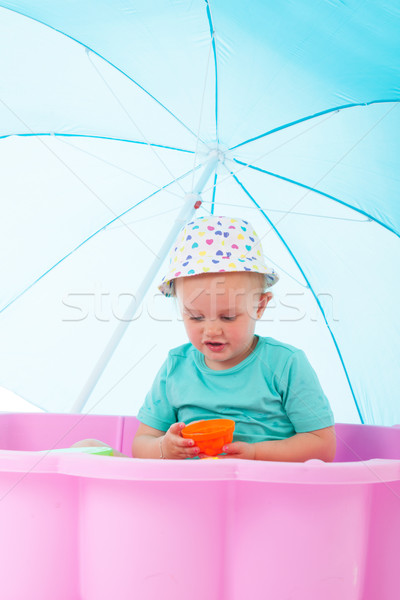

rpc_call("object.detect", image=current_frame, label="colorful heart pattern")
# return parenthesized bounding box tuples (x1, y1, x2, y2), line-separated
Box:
(159, 216, 278, 296)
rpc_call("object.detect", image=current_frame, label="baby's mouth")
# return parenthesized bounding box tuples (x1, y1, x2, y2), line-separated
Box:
(204, 341, 226, 352)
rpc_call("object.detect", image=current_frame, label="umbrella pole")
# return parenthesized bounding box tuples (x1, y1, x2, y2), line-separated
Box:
(71, 151, 219, 413)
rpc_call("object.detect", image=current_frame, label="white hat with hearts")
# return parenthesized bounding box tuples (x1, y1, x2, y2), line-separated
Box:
(158, 215, 279, 296)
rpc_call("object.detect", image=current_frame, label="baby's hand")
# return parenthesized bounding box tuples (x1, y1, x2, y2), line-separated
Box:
(219, 441, 256, 460)
(161, 422, 200, 459)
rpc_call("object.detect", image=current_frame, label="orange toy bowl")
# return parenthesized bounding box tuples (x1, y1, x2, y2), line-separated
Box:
(181, 419, 235, 456)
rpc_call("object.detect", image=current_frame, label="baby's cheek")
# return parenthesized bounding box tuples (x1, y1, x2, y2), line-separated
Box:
(183, 322, 198, 341)
(186, 328, 203, 350)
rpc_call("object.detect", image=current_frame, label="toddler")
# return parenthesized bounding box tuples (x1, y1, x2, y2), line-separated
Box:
(132, 215, 336, 461)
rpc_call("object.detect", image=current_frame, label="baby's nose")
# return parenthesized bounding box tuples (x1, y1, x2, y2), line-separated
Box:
(204, 320, 222, 336)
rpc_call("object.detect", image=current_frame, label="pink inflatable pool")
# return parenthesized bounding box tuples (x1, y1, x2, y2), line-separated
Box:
(0, 413, 399, 600)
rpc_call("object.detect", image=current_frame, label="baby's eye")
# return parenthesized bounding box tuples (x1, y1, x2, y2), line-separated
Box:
(189, 316, 204, 321)
(221, 316, 236, 321)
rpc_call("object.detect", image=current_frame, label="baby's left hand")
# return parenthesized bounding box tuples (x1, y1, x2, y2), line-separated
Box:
(218, 441, 256, 460)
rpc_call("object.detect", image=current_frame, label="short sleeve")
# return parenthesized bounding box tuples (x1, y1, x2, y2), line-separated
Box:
(279, 350, 334, 433)
(136, 357, 177, 431)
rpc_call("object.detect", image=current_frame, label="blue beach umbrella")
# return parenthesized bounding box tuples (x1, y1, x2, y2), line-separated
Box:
(0, 1, 399, 425)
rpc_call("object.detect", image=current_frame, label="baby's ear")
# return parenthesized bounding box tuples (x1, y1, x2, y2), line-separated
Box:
(256, 292, 273, 319)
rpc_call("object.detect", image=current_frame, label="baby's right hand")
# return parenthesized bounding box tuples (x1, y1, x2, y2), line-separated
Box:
(161, 422, 200, 459)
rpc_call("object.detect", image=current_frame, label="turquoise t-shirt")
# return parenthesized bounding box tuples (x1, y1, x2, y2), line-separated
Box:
(137, 336, 334, 443)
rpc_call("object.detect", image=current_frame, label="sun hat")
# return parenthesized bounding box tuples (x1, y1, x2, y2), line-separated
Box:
(158, 215, 279, 296)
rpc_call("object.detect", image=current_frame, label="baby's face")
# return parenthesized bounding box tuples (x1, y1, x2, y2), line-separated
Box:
(175, 271, 272, 370)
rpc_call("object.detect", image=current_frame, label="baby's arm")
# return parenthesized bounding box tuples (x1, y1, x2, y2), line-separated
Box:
(222, 426, 336, 462)
(132, 422, 201, 459)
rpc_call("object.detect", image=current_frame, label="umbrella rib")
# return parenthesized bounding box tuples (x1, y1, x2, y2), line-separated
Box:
(0, 164, 202, 315)
(229, 169, 364, 424)
(104, 206, 183, 230)
(210, 170, 218, 215)
(201, 199, 370, 223)
(190, 25, 215, 191)
(232, 159, 399, 239)
(0, 132, 195, 156)
(229, 99, 400, 151)
(205, 0, 219, 144)
(2, 6, 207, 145)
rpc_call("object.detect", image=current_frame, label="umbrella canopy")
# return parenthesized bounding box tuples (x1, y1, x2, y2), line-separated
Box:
(0, 1, 399, 424)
